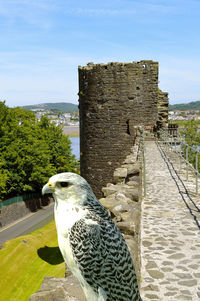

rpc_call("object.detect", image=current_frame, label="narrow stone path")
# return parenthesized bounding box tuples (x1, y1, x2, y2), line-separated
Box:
(140, 140, 200, 301)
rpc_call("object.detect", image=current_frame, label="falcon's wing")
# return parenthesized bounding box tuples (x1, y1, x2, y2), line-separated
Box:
(69, 213, 141, 301)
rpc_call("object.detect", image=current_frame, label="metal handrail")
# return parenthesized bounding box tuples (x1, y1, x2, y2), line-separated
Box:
(159, 129, 200, 195)
(142, 129, 146, 197)
(0, 192, 42, 208)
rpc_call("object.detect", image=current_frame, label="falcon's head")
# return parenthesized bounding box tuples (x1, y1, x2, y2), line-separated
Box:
(42, 172, 94, 205)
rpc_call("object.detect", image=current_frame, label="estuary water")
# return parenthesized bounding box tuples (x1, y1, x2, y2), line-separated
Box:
(69, 137, 80, 160)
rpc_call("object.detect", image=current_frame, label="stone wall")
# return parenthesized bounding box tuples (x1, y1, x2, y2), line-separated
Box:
(157, 89, 169, 131)
(30, 275, 86, 301)
(0, 196, 52, 228)
(30, 134, 143, 301)
(99, 132, 142, 280)
(78, 60, 163, 198)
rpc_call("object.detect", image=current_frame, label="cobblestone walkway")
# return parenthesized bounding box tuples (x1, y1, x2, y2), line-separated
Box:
(140, 141, 200, 301)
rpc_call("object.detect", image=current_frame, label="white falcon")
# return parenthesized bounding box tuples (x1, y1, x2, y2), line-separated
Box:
(42, 172, 142, 301)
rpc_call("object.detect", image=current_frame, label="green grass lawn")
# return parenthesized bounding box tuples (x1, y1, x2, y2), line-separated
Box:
(0, 221, 65, 301)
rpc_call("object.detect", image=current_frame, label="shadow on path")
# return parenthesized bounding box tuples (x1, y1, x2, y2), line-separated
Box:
(157, 141, 200, 229)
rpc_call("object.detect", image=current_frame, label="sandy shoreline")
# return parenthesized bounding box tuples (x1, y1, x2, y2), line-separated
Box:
(62, 125, 79, 137)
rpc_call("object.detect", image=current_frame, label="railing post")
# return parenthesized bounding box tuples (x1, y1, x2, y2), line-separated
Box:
(142, 130, 146, 197)
(159, 127, 199, 196)
(179, 148, 182, 171)
(196, 146, 198, 195)
(186, 145, 189, 181)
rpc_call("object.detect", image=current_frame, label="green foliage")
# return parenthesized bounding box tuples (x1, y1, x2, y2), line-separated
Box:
(169, 100, 200, 111)
(180, 120, 200, 172)
(182, 120, 199, 145)
(0, 102, 78, 200)
(169, 119, 200, 127)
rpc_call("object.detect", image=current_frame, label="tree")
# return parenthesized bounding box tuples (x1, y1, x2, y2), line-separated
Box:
(181, 120, 200, 172)
(0, 102, 78, 200)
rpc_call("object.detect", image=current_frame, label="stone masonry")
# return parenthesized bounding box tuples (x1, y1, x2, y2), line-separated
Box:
(99, 130, 142, 281)
(0, 196, 52, 228)
(78, 60, 165, 198)
(30, 60, 171, 300)
(157, 89, 169, 131)
(30, 134, 200, 301)
(30, 134, 143, 300)
(140, 140, 200, 300)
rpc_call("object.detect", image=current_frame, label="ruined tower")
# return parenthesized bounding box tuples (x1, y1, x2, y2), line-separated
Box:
(78, 60, 167, 197)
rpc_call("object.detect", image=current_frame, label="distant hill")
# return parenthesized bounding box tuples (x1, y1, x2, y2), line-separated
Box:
(169, 100, 200, 111)
(20, 102, 78, 112)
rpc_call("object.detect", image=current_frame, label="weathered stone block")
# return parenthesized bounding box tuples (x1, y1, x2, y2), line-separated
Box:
(102, 185, 119, 197)
(123, 156, 136, 164)
(115, 192, 133, 203)
(99, 197, 115, 210)
(113, 167, 127, 178)
(113, 167, 128, 183)
(117, 221, 135, 236)
(120, 187, 139, 202)
(122, 163, 140, 175)
(126, 181, 139, 188)
(29, 276, 85, 301)
(102, 184, 139, 201)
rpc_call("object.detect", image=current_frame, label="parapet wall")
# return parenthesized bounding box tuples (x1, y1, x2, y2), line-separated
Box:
(30, 135, 143, 301)
(157, 89, 169, 130)
(0, 196, 52, 228)
(79, 61, 160, 197)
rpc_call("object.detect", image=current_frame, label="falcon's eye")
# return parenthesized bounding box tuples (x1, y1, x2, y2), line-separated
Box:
(60, 182, 69, 188)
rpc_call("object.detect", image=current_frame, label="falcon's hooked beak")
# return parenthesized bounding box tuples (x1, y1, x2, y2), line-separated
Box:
(42, 182, 55, 195)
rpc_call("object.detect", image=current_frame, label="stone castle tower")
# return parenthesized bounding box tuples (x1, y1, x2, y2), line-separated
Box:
(78, 61, 168, 197)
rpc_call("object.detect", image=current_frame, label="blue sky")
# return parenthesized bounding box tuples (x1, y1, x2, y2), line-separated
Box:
(0, 0, 200, 106)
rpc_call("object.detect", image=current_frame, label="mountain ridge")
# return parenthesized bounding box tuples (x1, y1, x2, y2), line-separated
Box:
(20, 102, 78, 112)
(20, 100, 200, 112)
(169, 100, 200, 111)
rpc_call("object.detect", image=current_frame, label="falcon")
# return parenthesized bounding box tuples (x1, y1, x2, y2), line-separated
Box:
(42, 172, 142, 301)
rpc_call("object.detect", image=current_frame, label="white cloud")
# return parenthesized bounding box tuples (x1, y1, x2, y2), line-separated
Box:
(63, 0, 178, 18)
(0, 0, 56, 29)
(65, 7, 136, 16)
